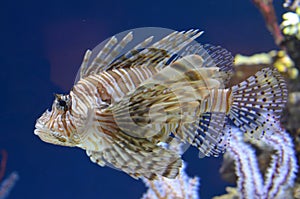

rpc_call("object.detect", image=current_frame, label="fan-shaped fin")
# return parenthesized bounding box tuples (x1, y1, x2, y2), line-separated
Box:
(175, 112, 230, 157)
(229, 68, 288, 138)
(86, 131, 182, 180)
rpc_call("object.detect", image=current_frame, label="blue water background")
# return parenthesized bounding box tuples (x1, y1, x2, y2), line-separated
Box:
(0, 0, 285, 198)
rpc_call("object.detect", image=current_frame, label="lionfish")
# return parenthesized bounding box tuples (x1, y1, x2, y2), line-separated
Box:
(34, 28, 287, 180)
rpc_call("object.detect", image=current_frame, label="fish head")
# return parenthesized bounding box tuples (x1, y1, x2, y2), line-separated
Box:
(34, 93, 82, 147)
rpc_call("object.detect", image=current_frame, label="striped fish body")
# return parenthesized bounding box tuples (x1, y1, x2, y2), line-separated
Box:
(71, 69, 220, 150)
(71, 56, 231, 147)
(34, 28, 288, 179)
(73, 66, 158, 108)
(70, 66, 161, 149)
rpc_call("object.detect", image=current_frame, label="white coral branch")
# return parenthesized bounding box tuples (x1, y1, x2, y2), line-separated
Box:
(262, 125, 298, 198)
(141, 163, 199, 199)
(0, 172, 19, 199)
(227, 129, 264, 199)
(226, 118, 297, 199)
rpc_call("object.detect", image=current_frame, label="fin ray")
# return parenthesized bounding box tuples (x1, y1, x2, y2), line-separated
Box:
(86, 131, 182, 180)
(78, 29, 203, 81)
(229, 68, 288, 138)
(176, 112, 230, 157)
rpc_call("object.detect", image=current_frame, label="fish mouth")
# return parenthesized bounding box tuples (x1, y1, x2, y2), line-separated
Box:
(34, 127, 41, 136)
(34, 111, 75, 146)
(34, 119, 54, 142)
(34, 120, 45, 135)
(34, 109, 53, 131)
(34, 110, 58, 143)
(34, 111, 49, 135)
(34, 120, 68, 146)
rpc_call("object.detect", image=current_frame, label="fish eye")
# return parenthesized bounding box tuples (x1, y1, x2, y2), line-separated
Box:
(58, 99, 67, 107)
(57, 99, 68, 111)
(55, 94, 71, 111)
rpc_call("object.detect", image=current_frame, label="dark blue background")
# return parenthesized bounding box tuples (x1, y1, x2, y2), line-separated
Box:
(0, 0, 285, 198)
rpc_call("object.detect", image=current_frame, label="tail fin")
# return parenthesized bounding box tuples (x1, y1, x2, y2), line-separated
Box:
(229, 68, 288, 138)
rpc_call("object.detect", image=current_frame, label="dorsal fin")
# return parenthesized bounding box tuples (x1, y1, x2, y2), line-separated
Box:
(85, 33, 133, 75)
(108, 29, 203, 71)
(75, 28, 203, 83)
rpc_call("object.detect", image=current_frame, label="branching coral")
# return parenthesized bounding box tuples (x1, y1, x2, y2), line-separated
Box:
(284, 0, 300, 11)
(141, 142, 200, 199)
(0, 172, 19, 199)
(0, 150, 18, 199)
(229, 3, 300, 190)
(214, 119, 297, 199)
(141, 163, 200, 199)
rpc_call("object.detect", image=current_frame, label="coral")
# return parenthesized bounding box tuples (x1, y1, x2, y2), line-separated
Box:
(141, 142, 200, 199)
(141, 163, 199, 199)
(212, 187, 239, 199)
(0, 150, 18, 199)
(294, 183, 300, 198)
(216, 122, 297, 199)
(252, 0, 284, 45)
(280, 6, 300, 72)
(284, 0, 300, 11)
(229, 3, 300, 188)
(0, 172, 19, 199)
(281, 7, 300, 39)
